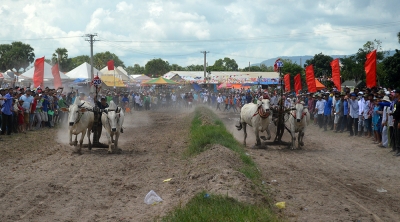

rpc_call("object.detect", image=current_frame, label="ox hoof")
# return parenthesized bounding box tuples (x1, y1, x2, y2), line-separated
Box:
(107, 150, 113, 154)
(299, 141, 304, 146)
(260, 136, 267, 141)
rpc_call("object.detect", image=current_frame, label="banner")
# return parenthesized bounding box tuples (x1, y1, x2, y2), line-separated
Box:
(305, 65, 317, 93)
(330, 58, 341, 91)
(51, 63, 62, 88)
(294, 73, 302, 95)
(107, 60, 114, 70)
(284, 74, 290, 92)
(33, 57, 45, 88)
(365, 50, 377, 88)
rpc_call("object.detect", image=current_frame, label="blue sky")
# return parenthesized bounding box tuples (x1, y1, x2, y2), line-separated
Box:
(1, 0, 399, 69)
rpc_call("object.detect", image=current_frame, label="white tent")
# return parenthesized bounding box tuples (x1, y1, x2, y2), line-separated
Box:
(20, 62, 70, 80)
(100, 66, 130, 81)
(19, 62, 70, 88)
(66, 62, 101, 80)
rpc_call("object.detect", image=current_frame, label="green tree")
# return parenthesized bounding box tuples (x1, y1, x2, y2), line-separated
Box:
(69, 55, 91, 70)
(144, 58, 170, 77)
(381, 49, 400, 88)
(185, 64, 204, 71)
(126, 64, 144, 74)
(52, 48, 69, 72)
(209, 57, 238, 71)
(170, 63, 183, 71)
(93, 51, 125, 70)
(304, 53, 333, 79)
(281, 59, 307, 91)
(0, 42, 35, 72)
(0, 44, 12, 71)
(339, 40, 387, 84)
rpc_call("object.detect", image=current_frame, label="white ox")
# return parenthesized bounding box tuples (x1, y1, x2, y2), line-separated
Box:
(236, 99, 272, 147)
(101, 101, 124, 153)
(61, 99, 94, 154)
(285, 102, 310, 149)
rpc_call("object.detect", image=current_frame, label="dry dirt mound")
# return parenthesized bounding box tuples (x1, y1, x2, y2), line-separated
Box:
(175, 144, 262, 205)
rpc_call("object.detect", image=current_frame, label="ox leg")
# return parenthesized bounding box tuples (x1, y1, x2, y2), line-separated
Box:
(242, 123, 247, 146)
(76, 131, 86, 154)
(114, 132, 120, 152)
(107, 132, 113, 154)
(265, 128, 271, 140)
(255, 129, 261, 147)
(69, 132, 74, 146)
(87, 128, 92, 150)
(299, 131, 304, 147)
(73, 135, 78, 146)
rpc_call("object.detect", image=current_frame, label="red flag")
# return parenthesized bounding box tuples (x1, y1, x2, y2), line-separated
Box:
(294, 74, 302, 95)
(51, 63, 62, 88)
(33, 57, 45, 88)
(284, 74, 290, 92)
(330, 58, 341, 91)
(365, 50, 377, 88)
(107, 60, 114, 70)
(305, 65, 317, 93)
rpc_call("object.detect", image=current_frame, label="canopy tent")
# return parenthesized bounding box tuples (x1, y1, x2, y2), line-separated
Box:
(315, 79, 326, 90)
(20, 62, 70, 80)
(66, 62, 100, 80)
(131, 74, 151, 82)
(100, 66, 130, 82)
(100, 75, 125, 87)
(143, 76, 177, 85)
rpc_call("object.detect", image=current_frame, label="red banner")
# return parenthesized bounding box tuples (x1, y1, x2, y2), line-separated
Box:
(294, 73, 302, 95)
(365, 50, 377, 88)
(284, 74, 290, 92)
(51, 63, 62, 88)
(305, 65, 317, 93)
(33, 57, 45, 88)
(107, 60, 114, 70)
(330, 58, 341, 91)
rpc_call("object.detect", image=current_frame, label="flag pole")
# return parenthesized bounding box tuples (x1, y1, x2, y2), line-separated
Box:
(114, 68, 115, 89)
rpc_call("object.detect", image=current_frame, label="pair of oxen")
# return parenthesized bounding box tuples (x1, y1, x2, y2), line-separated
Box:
(61, 99, 124, 154)
(236, 98, 310, 149)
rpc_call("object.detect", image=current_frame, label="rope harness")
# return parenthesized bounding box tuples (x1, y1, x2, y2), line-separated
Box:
(252, 105, 270, 119)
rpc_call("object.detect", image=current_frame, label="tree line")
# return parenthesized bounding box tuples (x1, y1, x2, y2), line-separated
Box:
(1, 32, 400, 88)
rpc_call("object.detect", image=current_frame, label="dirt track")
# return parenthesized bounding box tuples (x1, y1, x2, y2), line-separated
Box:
(1, 106, 400, 221)
(221, 111, 400, 221)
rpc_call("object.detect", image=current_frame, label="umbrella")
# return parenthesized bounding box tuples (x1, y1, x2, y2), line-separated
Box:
(217, 82, 233, 89)
(143, 77, 177, 85)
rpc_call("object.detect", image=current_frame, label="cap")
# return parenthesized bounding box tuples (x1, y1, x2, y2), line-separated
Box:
(358, 92, 364, 95)
(350, 93, 357, 97)
(395, 88, 400, 93)
(382, 96, 390, 102)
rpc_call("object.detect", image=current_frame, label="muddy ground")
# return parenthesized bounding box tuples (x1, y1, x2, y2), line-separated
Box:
(1, 106, 399, 221)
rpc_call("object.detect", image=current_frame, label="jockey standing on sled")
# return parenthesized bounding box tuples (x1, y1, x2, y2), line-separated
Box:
(93, 94, 111, 140)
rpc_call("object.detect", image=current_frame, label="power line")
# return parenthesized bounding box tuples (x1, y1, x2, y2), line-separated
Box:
(0, 35, 83, 41)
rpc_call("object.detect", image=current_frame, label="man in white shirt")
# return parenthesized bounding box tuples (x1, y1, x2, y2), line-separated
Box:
(315, 94, 326, 128)
(357, 92, 365, 137)
(216, 94, 223, 111)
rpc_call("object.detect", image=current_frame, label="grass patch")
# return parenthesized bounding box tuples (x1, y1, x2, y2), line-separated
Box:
(186, 107, 259, 180)
(161, 191, 280, 222)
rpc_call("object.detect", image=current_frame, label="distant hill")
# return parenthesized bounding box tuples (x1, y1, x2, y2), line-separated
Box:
(253, 50, 397, 67)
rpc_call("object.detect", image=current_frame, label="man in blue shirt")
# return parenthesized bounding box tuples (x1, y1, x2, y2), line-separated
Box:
(323, 93, 333, 131)
(1, 88, 14, 135)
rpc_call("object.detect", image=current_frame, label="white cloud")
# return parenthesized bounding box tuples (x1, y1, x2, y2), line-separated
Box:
(0, 0, 399, 69)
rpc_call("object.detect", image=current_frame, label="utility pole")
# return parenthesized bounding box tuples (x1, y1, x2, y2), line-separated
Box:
(85, 33, 98, 82)
(200, 51, 209, 83)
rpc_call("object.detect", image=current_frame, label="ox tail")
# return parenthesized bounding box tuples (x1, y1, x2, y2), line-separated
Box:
(235, 117, 243, 131)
